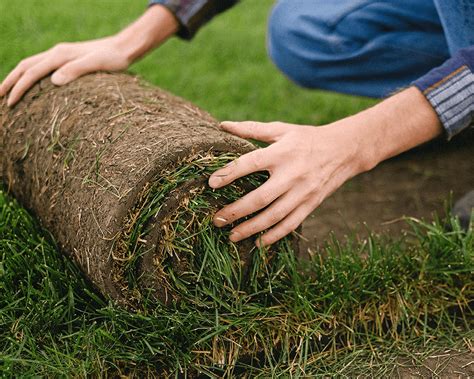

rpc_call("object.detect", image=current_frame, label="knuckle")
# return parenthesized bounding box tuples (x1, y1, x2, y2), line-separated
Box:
(231, 157, 245, 172)
(236, 223, 254, 237)
(254, 189, 272, 208)
(20, 70, 36, 83)
(250, 149, 266, 170)
(54, 42, 68, 50)
(17, 59, 30, 70)
(19, 70, 35, 83)
(52, 42, 71, 55)
(229, 157, 240, 170)
(269, 207, 286, 224)
(248, 122, 258, 134)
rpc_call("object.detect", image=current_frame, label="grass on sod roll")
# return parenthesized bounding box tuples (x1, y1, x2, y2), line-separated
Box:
(112, 153, 275, 305)
(1, 162, 472, 376)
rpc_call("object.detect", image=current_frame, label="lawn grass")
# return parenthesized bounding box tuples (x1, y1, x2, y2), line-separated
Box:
(1, 188, 472, 376)
(1, 0, 473, 377)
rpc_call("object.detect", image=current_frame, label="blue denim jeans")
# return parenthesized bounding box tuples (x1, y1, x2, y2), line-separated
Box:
(267, 0, 473, 98)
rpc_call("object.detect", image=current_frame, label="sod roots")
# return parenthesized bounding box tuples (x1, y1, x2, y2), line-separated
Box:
(0, 73, 287, 306)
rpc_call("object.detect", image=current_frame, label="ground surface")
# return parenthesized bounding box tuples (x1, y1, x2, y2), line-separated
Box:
(396, 350, 474, 378)
(1, 0, 473, 376)
(302, 129, 474, 252)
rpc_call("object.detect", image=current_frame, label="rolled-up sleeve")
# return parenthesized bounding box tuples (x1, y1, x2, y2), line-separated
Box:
(412, 46, 474, 140)
(149, 0, 238, 39)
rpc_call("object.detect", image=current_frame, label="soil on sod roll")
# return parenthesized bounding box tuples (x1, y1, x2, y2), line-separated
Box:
(0, 72, 289, 306)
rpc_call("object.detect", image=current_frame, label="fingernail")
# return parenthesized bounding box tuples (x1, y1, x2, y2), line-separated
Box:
(229, 230, 242, 242)
(7, 98, 14, 107)
(214, 216, 227, 227)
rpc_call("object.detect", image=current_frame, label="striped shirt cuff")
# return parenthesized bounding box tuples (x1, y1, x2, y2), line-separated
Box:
(412, 47, 474, 140)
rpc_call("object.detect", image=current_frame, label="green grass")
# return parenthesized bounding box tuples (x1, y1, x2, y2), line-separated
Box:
(0, 0, 473, 377)
(1, 187, 472, 376)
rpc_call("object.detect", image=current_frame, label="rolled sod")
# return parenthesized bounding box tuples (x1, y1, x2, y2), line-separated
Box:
(0, 73, 287, 306)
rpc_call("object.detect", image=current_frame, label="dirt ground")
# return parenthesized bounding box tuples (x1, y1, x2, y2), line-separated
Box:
(300, 128, 474, 377)
(394, 350, 474, 378)
(301, 128, 474, 250)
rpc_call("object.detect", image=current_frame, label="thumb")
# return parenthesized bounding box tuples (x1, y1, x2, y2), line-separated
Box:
(51, 56, 98, 86)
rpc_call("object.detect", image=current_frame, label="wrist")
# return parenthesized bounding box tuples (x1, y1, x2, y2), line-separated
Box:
(350, 87, 443, 172)
(113, 5, 178, 63)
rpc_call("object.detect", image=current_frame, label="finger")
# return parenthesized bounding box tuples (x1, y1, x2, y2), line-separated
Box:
(228, 189, 304, 242)
(213, 174, 291, 228)
(258, 202, 315, 247)
(0, 52, 46, 97)
(209, 148, 272, 189)
(220, 121, 289, 143)
(51, 54, 99, 85)
(7, 56, 68, 106)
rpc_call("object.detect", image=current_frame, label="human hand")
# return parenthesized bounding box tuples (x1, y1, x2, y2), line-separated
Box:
(208, 120, 370, 246)
(0, 37, 132, 107)
(0, 5, 177, 107)
(208, 87, 444, 247)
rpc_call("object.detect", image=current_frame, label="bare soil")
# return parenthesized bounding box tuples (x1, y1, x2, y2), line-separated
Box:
(301, 128, 474, 251)
(394, 350, 474, 378)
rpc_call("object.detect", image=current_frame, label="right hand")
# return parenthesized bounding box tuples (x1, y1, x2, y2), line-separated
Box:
(0, 36, 131, 107)
(1, 5, 178, 107)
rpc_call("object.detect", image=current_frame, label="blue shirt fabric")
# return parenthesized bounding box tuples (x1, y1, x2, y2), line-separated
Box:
(433, 0, 474, 54)
(149, 0, 474, 139)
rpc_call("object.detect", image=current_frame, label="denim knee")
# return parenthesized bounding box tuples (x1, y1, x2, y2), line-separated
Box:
(267, 0, 449, 97)
(267, 1, 320, 88)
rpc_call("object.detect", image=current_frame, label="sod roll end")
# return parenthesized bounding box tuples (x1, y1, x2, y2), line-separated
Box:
(1, 73, 291, 306)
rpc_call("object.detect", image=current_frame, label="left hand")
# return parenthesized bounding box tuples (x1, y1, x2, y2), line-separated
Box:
(208, 120, 369, 246)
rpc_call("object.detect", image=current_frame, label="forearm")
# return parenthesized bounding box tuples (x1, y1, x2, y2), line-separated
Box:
(347, 87, 443, 173)
(354, 46, 474, 172)
(113, 5, 178, 64)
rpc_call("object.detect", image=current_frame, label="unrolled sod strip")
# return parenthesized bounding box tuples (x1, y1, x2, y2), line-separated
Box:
(0, 73, 287, 306)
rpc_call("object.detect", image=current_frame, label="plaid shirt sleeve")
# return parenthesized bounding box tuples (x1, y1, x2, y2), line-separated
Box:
(149, 0, 238, 39)
(412, 46, 474, 140)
